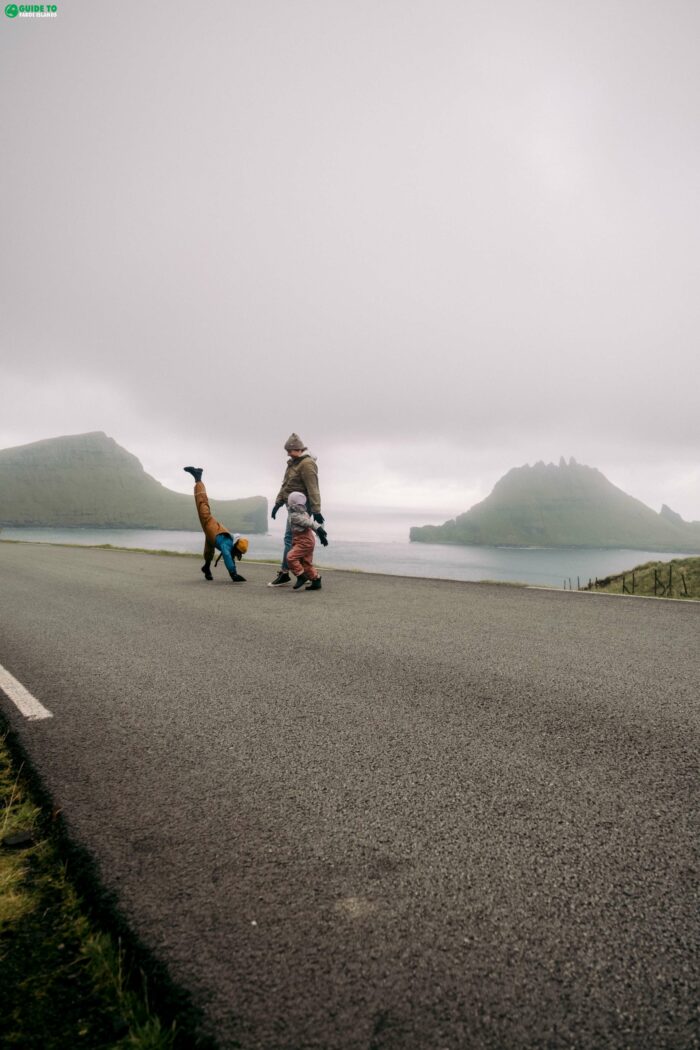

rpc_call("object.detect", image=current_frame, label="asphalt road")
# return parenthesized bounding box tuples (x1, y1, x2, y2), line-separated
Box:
(0, 541, 698, 1050)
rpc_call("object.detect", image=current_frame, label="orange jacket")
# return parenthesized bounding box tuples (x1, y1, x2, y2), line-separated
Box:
(195, 481, 229, 560)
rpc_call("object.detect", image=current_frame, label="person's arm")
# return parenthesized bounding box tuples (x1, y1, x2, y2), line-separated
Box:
(273, 465, 293, 516)
(300, 459, 321, 513)
(290, 506, 322, 531)
(302, 514, 327, 544)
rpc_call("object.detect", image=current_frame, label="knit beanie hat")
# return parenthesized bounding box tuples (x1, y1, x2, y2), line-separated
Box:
(284, 433, 305, 451)
(287, 491, 307, 508)
(235, 537, 249, 554)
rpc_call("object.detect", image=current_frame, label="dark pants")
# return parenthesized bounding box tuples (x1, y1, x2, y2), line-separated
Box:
(281, 514, 293, 571)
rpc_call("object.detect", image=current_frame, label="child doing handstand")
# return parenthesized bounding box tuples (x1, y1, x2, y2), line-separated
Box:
(184, 466, 248, 582)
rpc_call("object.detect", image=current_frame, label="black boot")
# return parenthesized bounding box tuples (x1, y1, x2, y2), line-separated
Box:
(305, 576, 322, 591)
(293, 573, 309, 590)
(184, 466, 203, 482)
(229, 570, 246, 583)
(201, 562, 213, 581)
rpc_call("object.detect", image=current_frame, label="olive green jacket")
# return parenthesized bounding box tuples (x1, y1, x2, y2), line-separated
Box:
(276, 454, 321, 513)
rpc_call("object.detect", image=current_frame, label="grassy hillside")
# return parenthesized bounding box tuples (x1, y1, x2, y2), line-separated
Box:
(584, 557, 700, 600)
(411, 459, 700, 552)
(0, 432, 267, 533)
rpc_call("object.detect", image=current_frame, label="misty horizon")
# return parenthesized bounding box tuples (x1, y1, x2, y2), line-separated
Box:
(2, 429, 697, 530)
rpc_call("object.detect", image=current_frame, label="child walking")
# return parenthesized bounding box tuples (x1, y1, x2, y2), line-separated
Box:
(286, 490, 328, 591)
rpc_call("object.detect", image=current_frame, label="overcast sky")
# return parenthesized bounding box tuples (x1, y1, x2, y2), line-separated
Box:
(1, 0, 699, 521)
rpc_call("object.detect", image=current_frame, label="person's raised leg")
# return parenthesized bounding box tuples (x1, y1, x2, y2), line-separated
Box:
(193, 482, 217, 536)
(184, 467, 218, 535)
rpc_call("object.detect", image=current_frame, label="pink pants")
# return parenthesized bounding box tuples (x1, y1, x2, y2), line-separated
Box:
(287, 529, 319, 580)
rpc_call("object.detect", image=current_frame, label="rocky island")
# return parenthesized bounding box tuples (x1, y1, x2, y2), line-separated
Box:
(411, 458, 700, 552)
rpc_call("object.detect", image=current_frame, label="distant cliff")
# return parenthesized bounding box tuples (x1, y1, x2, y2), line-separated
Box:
(410, 458, 700, 552)
(0, 432, 267, 533)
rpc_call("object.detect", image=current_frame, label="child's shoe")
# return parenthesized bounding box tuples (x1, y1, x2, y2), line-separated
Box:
(229, 571, 247, 582)
(305, 576, 322, 591)
(293, 573, 309, 590)
(184, 466, 203, 482)
(201, 563, 213, 581)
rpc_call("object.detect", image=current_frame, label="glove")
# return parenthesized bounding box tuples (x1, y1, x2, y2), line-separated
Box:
(271, 501, 284, 520)
(317, 527, 328, 547)
(312, 511, 325, 524)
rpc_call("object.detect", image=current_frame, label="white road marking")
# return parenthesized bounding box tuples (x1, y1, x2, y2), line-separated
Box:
(0, 663, 53, 721)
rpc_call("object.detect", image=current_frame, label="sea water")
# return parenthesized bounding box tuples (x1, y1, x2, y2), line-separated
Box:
(1, 516, 691, 589)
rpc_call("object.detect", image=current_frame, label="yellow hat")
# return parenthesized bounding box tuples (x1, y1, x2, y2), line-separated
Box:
(235, 537, 249, 554)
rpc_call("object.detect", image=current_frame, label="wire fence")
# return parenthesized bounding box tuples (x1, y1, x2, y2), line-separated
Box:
(564, 565, 692, 598)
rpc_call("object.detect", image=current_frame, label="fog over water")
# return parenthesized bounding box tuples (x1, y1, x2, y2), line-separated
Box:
(1, 1, 699, 520)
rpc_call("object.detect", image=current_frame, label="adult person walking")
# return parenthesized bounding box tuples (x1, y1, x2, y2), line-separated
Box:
(268, 433, 324, 587)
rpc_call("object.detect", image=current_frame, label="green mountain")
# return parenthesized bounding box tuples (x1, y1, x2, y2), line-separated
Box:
(0, 432, 267, 532)
(410, 458, 700, 551)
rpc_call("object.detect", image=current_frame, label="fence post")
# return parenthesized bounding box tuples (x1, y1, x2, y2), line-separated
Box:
(654, 569, 667, 596)
(577, 576, 580, 590)
(669, 564, 673, 596)
(681, 572, 689, 596)
(632, 572, 635, 594)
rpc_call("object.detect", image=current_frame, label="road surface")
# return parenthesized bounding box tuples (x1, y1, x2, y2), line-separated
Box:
(0, 541, 698, 1049)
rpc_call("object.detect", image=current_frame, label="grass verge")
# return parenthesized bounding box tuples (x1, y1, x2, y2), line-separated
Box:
(0, 725, 215, 1049)
(584, 556, 700, 601)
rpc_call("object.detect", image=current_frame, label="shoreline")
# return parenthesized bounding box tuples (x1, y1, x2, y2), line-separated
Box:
(1, 538, 698, 601)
